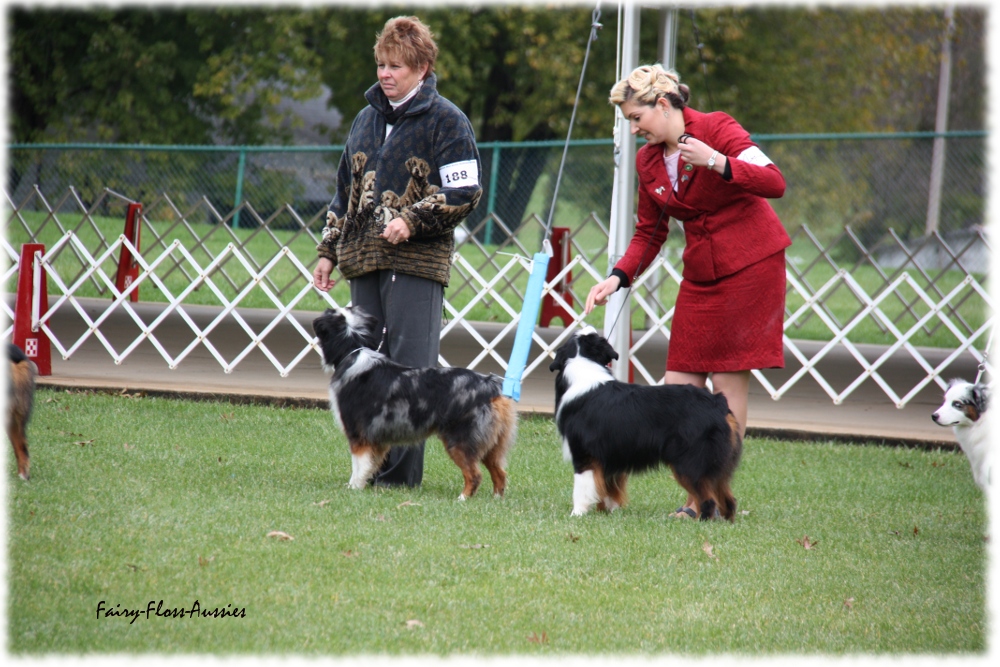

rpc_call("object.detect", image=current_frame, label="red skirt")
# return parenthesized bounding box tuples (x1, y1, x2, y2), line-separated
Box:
(666, 250, 786, 373)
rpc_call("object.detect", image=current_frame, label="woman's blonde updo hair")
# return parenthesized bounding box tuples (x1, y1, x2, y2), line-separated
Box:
(609, 64, 690, 109)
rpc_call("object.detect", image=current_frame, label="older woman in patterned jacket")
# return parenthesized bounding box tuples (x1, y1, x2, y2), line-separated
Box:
(314, 16, 482, 487)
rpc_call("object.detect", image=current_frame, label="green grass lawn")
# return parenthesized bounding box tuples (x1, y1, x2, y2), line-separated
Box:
(5, 389, 988, 656)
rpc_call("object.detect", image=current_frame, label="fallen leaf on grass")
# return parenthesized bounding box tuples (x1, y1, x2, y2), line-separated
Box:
(198, 556, 215, 567)
(702, 541, 717, 559)
(566, 533, 580, 543)
(527, 632, 548, 644)
(220, 412, 235, 422)
(396, 501, 422, 508)
(405, 619, 424, 630)
(843, 597, 855, 610)
(266, 531, 294, 541)
(119, 388, 146, 399)
(341, 550, 357, 558)
(796, 535, 819, 550)
(313, 499, 334, 508)
(459, 543, 491, 550)
(913, 525, 920, 536)
(73, 439, 95, 447)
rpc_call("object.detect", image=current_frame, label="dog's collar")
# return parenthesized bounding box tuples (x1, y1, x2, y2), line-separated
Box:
(346, 348, 368, 358)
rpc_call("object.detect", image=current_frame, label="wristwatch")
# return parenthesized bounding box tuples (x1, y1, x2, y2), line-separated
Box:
(707, 150, 719, 169)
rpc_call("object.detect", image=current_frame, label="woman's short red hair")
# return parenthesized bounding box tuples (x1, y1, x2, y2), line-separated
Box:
(374, 16, 438, 75)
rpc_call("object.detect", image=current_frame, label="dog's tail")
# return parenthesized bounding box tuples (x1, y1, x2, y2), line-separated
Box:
(713, 411, 743, 522)
(491, 396, 518, 457)
(711, 477, 737, 522)
(726, 412, 743, 468)
(483, 396, 518, 496)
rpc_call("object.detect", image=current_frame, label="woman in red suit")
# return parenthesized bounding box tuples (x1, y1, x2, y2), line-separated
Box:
(585, 64, 791, 519)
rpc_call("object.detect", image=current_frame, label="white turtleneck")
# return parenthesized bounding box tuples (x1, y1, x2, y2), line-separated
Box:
(385, 80, 424, 138)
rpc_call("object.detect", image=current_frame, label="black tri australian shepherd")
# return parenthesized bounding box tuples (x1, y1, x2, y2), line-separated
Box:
(549, 327, 742, 520)
(312, 306, 517, 500)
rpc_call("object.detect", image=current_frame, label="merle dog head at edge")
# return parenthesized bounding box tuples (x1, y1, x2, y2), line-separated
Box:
(932, 378, 989, 427)
(312, 306, 380, 368)
(549, 326, 619, 373)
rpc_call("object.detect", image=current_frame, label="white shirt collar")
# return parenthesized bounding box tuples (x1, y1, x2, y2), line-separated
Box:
(389, 79, 424, 109)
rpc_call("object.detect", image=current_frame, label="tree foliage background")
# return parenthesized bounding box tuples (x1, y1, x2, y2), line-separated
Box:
(8, 3, 985, 145)
(5, 3, 987, 232)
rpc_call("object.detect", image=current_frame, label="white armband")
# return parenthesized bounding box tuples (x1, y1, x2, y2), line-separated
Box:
(735, 146, 773, 167)
(439, 160, 480, 188)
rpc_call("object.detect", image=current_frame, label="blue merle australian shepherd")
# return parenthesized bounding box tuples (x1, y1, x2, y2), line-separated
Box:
(549, 327, 742, 520)
(312, 306, 517, 500)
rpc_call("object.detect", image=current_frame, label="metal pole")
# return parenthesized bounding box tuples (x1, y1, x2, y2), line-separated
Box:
(605, 1, 640, 381)
(658, 6, 679, 69)
(233, 148, 247, 230)
(926, 5, 955, 236)
(646, 6, 680, 329)
(485, 144, 501, 244)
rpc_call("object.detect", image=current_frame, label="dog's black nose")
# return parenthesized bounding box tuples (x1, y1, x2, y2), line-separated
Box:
(931, 413, 940, 423)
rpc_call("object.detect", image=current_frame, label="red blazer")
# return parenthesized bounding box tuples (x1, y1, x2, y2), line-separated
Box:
(614, 107, 791, 284)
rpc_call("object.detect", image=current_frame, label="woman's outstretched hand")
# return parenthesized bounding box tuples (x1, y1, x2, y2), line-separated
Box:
(585, 275, 622, 314)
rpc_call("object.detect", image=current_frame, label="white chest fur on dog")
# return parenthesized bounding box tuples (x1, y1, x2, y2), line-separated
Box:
(932, 379, 992, 493)
(556, 356, 613, 422)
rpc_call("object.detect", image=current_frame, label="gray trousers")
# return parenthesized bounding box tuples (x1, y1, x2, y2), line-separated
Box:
(350, 270, 444, 487)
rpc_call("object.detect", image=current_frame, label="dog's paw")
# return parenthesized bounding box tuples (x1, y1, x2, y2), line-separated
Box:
(570, 507, 590, 517)
(457, 494, 468, 502)
(347, 478, 368, 490)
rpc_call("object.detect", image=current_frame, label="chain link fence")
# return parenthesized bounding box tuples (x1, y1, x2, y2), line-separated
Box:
(6, 131, 985, 244)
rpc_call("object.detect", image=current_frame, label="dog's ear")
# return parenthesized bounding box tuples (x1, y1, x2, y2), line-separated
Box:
(599, 337, 620, 363)
(341, 306, 381, 349)
(549, 348, 567, 372)
(311, 312, 330, 337)
(581, 333, 618, 365)
(549, 339, 576, 372)
(973, 383, 990, 413)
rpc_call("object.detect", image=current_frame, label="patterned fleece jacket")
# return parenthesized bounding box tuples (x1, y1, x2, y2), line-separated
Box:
(317, 75, 482, 286)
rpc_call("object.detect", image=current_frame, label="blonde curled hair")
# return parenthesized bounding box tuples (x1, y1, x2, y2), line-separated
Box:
(609, 64, 690, 109)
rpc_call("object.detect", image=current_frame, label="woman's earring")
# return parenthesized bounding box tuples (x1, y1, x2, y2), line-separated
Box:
(663, 111, 669, 118)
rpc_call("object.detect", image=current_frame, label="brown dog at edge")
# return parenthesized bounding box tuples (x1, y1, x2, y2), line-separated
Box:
(7, 342, 37, 481)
